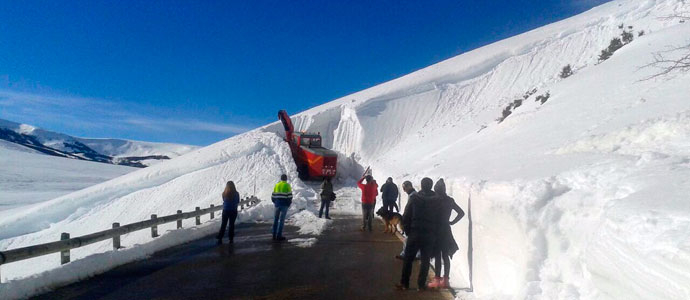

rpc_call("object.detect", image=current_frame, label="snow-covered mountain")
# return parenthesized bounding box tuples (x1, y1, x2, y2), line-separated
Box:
(2, 1, 690, 299)
(0, 140, 134, 212)
(0, 118, 198, 167)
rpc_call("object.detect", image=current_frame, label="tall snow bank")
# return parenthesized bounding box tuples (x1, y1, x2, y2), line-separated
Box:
(277, 0, 688, 168)
(364, 12, 690, 300)
(258, 1, 690, 299)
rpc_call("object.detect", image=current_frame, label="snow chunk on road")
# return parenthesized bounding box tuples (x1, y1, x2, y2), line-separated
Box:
(288, 210, 331, 236)
(288, 238, 318, 248)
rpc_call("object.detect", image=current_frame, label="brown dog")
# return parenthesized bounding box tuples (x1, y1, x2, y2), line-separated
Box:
(376, 207, 402, 234)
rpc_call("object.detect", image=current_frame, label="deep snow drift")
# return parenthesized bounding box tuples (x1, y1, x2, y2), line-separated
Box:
(274, 1, 690, 298)
(2, 0, 690, 299)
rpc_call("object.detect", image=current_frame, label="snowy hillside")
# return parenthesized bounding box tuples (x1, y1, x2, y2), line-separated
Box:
(2, 0, 690, 299)
(0, 118, 198, 167)
(0, 139, 133, 212)
(77, 138, 199, 166)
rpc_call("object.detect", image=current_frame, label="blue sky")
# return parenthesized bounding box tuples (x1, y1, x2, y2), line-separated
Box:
(0, 0, 610, 146)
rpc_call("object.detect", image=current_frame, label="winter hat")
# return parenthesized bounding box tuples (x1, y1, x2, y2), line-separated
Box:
(434, 179, 446, 195)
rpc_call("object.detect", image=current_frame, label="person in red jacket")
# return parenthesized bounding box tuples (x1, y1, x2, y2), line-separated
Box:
(358, 175, 378, 232)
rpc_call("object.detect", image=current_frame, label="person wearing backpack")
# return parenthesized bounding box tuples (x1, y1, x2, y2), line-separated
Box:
(319, 177, 335, 219)
(217, 181, 240, 245)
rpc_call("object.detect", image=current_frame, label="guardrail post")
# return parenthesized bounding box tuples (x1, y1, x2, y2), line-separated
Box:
(177, 210, 183, 229)
(113, 223, 121, 250)
(210, 204, 215, 219)
(195, 207, 201, 225)
(60, 232, 70, 265)
(151, 214, 159, 238)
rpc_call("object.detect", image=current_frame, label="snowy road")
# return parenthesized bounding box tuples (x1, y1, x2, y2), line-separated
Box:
(34, 214, 453, 300)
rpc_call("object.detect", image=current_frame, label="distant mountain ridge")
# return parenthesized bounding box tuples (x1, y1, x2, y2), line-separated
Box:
(0, 118, 198, 167)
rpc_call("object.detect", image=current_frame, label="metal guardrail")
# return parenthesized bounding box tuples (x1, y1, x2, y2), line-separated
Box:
(0, 196, 261, 282)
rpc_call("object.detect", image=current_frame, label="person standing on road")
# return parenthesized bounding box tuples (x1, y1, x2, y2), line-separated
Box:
(427, 178, 464, 289)
(396, 177, 442, 291)
(380, 177, 399, 212)
(271, 174, 293, 241)
(217, 181, 240, 245)
(319, 177, 334, 219)
(357, 174, 378, 232)
(396, 181, 420, 260)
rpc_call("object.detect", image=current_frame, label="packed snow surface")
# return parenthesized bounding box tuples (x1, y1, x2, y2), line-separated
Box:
(2, 1, 690, 299)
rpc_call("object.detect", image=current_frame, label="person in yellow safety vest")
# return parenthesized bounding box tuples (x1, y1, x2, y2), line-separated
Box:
(271, 174, 293, 241)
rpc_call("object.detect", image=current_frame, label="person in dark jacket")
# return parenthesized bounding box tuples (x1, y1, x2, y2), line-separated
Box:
(319, 177, 334, 219)
(427, 178, 464, 289)
(380, 177, 399, 212)
(357, 175, 378, 232)
(217, 181, 240, 244)
(396, 181, 419, 260)
(396, 177, 442, 291)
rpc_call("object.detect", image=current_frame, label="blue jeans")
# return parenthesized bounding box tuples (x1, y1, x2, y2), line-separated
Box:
(361, 203, 374, 232)
(272, 205, 289, 237)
